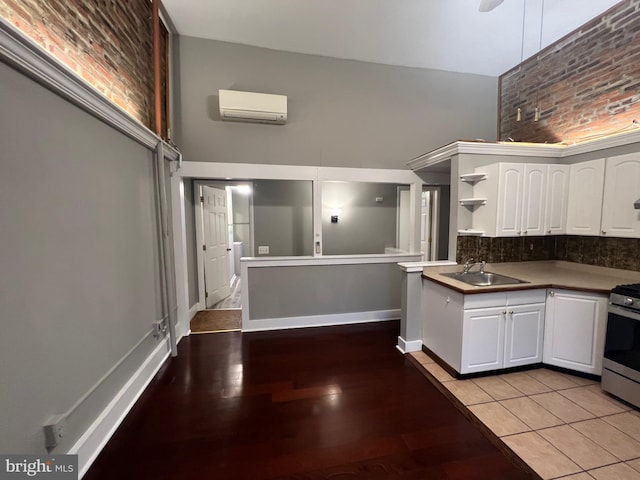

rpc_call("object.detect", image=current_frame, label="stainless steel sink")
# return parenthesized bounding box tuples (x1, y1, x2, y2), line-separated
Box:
(442, 271, 528, 287)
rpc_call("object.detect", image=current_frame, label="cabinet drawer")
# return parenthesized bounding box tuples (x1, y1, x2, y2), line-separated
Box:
(507, 289, 546, 305)
(464, 292, 507, 309)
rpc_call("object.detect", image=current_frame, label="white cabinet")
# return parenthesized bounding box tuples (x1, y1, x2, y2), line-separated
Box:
(601, 153, 640, 238)
(506, 304, 546, 367)
(566, 158, 605, 236)
(462, 306, 505, 373)
(461, 290, 546, 374)
(472, 163, 523, 237)
(496, 164, 525, 236)
(470, 163, 565, 237)
(544, 164, 570, 235)
(543, 289, 608, 375)
(521, 164, 548, 236)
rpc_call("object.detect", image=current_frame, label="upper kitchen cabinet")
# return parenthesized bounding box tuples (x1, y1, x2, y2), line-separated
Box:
(471, 163, 552, 237)
(544, 164, 570, 235)
(566, 158, 605, 236)
(521, 164, 548, 236)
(601, 153, 640, 238)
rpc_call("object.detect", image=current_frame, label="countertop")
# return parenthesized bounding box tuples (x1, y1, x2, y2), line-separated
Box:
(422, 260, 640, 295)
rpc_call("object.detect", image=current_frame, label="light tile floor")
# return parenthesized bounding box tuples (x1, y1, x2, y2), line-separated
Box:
(410, 350, 640, 480)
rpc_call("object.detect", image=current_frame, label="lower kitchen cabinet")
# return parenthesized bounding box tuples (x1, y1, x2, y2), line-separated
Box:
(543, 289, 608, 375)
(462, 299, 545, 374)
(422, 282, 546, 375)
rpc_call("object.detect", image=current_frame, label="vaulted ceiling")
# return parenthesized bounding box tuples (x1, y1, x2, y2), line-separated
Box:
(162, 0, 623, 77)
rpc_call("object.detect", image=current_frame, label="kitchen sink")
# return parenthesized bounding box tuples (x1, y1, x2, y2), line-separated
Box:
(441, 271, 528, 287)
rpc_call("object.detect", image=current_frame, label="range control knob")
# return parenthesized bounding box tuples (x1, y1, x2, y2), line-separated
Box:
(625, 297, 634, 306)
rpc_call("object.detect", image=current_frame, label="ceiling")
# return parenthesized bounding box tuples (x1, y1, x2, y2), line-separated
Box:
(162, 0, 622, 77)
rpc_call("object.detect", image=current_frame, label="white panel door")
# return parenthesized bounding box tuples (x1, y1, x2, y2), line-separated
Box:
(521, 164, 547, 236)
(504, 304, 545, 368)
(462, 307, 505, 374)
(203, 186, 231, 308)
(601, 153, 640, 238)
(543, 290, 608, 374)
(544, 164, 570, 235)
(496, 164, 524, 236)
(566, 159, 605, 236)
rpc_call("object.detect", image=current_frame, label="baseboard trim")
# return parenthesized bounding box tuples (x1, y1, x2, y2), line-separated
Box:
(71, 339, 171, 478)
(396, 337, 422, 354)
(243, 309, 400, 332)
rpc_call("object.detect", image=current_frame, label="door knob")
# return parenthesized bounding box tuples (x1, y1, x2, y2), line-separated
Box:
(226, 248, 232, 251)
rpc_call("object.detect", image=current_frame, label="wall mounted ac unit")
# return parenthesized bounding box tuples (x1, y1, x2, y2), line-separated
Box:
(219, 89, 287, 125)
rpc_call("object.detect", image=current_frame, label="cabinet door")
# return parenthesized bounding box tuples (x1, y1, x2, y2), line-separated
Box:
(601, 153, 640, 238)
(543, 290, 608, 374)
(566, 159, 605, 236)
(544, 164, 570, 235)
(521, 164, 547, 236)
(462, 307, 505, 374)
(504, 303, 545, 368)
(496, 164, 524, 237)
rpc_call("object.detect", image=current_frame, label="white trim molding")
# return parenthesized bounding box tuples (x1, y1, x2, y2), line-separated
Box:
(398, 260, 457, 273)
(396, 337, 422, 354)
(70, 339, 171, 478)
(408, 131, 640, 171)
(0, 18, 180, 161)
(242, 310, 400, 332)
(242, 253, 422, 268)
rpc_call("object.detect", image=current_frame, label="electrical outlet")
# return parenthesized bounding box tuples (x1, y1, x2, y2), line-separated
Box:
(258, 246, 269, 255)
(152, 318, 167, 338)
(44, 415, 66, 450)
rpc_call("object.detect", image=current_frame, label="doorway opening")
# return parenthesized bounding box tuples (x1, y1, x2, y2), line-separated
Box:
(195, 181, 252, 312)
(421, 185, 450, 261)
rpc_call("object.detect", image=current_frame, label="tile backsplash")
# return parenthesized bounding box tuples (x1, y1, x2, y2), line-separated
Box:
(456, 235, 640, 271)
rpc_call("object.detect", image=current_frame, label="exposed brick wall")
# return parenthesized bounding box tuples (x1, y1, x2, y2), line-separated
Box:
(0, 0, 168, 135)
(457, 235, 640, 271)
(499, 0, 640, 144)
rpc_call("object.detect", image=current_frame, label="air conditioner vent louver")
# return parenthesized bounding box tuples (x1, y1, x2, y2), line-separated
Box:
(219, 89, 287, 125)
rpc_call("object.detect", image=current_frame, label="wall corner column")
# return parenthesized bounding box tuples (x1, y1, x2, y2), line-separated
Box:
(397, 263, 425, 353)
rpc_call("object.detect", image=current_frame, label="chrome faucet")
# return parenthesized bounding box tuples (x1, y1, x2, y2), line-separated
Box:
(462, 258, 486, 274)
(462, 257, 475, 274)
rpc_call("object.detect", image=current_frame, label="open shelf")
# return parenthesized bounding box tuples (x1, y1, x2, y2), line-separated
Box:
(460, 173, 487, 183)
(459, 198, 487, 206)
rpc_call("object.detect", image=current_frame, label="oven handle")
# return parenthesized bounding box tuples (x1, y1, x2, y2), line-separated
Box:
(609, 304, 640, 321)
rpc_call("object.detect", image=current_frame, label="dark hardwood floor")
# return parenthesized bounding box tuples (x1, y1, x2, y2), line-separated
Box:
(85, 321, 531, 479)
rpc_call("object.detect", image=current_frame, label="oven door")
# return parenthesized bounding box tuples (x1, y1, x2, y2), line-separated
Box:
(604, 304, 640, 379)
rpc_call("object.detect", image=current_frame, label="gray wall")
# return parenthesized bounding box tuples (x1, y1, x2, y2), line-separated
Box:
(247, 263, 405, 319)
(231, 188, 252, 256)
(0, 62, 164, 454)
(438, 185, 451, 260)
(253, 180, 313, 256)
(175, 37, 498, 168)
(322, 182, 400, 255)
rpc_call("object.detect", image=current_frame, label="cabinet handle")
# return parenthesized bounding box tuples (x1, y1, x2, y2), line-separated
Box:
(547, 230, 551, 234)
(524, 230, 528, 235)
(502, 310, 507, 315)
(509, 310, 514, 315)
(517, 231, 521, 235)
(602, 230, 607, 235)
(549, 291, 555, 297)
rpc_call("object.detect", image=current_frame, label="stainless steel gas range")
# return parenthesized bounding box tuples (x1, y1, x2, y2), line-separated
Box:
(602, 283, 640, 408)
